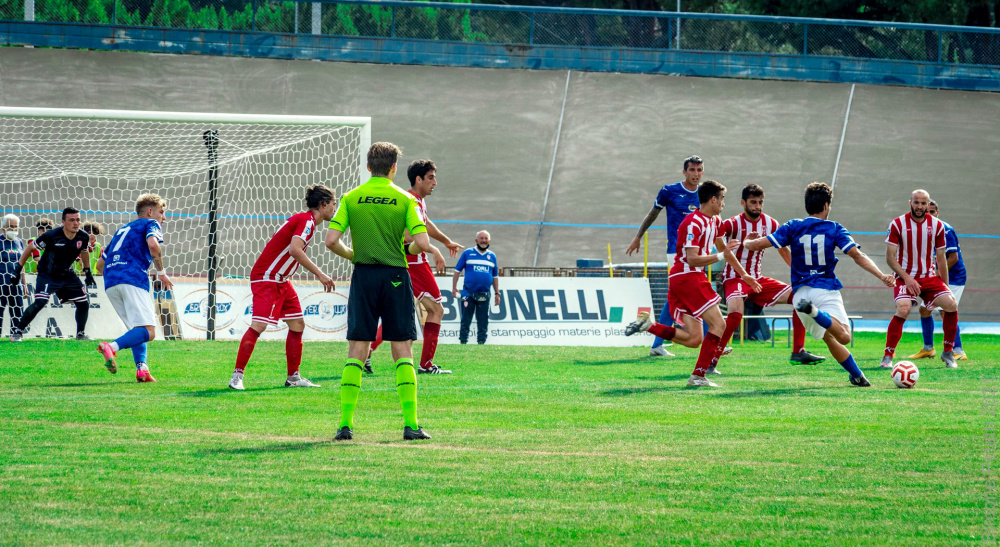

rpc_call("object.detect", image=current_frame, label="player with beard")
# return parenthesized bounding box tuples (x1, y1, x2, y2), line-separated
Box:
(881, 189, 960, 369)
(713, 184, 825, 371)
(452, 231, 500, 345)
(365, 159, 464, 374)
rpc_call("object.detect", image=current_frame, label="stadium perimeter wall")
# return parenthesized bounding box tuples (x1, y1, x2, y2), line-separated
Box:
(0, 48, 997, 321)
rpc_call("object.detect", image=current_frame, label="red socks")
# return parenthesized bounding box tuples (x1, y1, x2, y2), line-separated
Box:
(420, 322, 440, 370)
(792, 313, 806, 354)
(648, 323, 676, 340)
(720, 312, 742, 349)
(693, 332, 721, 377)
(235, 328, 261, 373)
(885, 315, 906, 357)
(370, 324, 384, 352)
(286, 330, 303, 376)
(942, 311, 958, 352)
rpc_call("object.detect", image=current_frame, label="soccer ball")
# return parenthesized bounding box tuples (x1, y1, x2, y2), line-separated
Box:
(891, 361, 919, 389)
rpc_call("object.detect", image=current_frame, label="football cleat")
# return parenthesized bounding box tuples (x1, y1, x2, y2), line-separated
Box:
(790, 351, 825, 365)
(9, 329, 23, 342)
(649, 346, 674, 357)
(285, 375, 321, 388)
(907, 347, 936, 359)
(403, 426, 432, 440)
(228, 373, 245, 391)
(955, 351, 968, 361)
(686, 374, 719, 388)
(879, 355, 893, 369)
(941, 351, 958, 369)
(721, 346, 733, 356)
(418, 364, 452, 374)
(363, 351, 374, 374)
(76, 332, 91, 341)
(624, 312, 653, 336)
(334, 426, 353, 441)
(794, 299, 815, 315)
(705, 366, 722, 376)
(136, 367, 156, 383)
(849, 374, 872, 387)
(97, 342, 117, 374)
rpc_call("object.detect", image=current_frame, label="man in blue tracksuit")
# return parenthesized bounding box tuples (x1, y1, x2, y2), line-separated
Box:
(452, 231, 499, 345)
(626, 155, 704, 357)
(0, 214, 26, 336)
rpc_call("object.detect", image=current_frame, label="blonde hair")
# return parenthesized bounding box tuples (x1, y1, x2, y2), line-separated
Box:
(136, 193, 166, 216)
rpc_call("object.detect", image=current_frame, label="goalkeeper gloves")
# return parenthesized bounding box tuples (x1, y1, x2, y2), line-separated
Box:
(10, 263, 23, 285)
(84, 269, 97, 289)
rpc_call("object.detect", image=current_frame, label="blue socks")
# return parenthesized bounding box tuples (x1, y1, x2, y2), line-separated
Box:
(113, 327, 150, 353)
(839, 354, 863, 379)
(652, 300, 672, 348)
(812, 309, 833, 330)
(133, 342, 148, 368)
(921, 314, 934, 349)
(955, 326, 963, 351)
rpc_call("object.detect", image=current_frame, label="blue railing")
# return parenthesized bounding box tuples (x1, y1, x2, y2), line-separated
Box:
(2, 0, 998, 89)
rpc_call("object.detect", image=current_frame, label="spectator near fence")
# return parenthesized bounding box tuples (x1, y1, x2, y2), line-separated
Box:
(452, 231, 500, 345)
(1, 214, 27, 335)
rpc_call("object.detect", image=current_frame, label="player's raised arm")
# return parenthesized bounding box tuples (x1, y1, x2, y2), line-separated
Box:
(289, 236, 334, 292)
(426, 219, 463, 257)
(626, 206, 662, 255)
(714, 236, 761, 293)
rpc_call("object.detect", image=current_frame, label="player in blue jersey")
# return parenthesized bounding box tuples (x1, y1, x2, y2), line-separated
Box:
(744, 182, 894, 387)
(626, 155, 704, 357)
(909, 200, 968, 361)
(95, 194, 174, 383)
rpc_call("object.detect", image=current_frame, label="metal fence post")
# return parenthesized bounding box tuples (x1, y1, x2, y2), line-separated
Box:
(24, 0, 34, 22)
(937, 30, 943, 62)
(390, 6, 395, 38)
(295, 1, 299, 33)
(529, 12, 534, 45)
(803, 23, 808, 55)
(252, 0, 257, 31)
(312, 2, 321, 34)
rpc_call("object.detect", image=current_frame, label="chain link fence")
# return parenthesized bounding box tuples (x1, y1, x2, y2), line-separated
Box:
(2, 0, 997, 67)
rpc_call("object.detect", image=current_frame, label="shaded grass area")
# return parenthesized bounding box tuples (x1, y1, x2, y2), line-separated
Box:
(0, 332, 995, 545)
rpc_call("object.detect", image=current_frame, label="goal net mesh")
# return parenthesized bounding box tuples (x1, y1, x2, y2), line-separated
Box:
(0, 114, 364, 281)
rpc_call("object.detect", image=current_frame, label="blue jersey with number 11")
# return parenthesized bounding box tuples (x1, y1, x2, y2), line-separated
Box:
(102, 218, 164, 292)
(767, 217, 858, 292)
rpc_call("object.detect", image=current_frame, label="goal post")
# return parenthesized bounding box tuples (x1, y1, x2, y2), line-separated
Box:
(0, 107, 371, 340)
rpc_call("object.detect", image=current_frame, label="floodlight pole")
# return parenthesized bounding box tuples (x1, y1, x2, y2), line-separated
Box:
(203, 130, 220, 341)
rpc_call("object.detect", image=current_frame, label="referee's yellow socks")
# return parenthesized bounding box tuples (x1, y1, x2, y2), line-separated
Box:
(395, 358, 419, 429)
(339, 359, 364, 429)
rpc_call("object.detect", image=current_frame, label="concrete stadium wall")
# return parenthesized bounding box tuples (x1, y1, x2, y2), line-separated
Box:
(0, 48, 997, 320)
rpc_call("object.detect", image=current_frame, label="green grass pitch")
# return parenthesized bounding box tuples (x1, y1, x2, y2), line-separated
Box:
(0, 332, 994, 545)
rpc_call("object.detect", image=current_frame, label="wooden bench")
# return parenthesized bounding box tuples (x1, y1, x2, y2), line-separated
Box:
(736, 314, 863, 348)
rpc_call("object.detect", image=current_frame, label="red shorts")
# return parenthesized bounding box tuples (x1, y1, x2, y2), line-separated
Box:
(723, 276, 792, 307)
(667, 272, 721, 324)
(407, 261, 442, 302)
(250, 281, 303, 325)
(894, 276, 952, 307)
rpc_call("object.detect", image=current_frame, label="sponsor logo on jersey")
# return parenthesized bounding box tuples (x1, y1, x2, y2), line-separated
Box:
(688, 205, 697, 212)
(358, 196, 398, 205)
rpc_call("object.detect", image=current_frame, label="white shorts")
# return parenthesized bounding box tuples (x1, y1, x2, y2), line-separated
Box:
(922, 284, 964, 312)
(792, 287, 850, 341)
(106, 283, 156, 329)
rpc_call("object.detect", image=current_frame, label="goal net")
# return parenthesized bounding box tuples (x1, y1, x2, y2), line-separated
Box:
(0, 107, 370, 283)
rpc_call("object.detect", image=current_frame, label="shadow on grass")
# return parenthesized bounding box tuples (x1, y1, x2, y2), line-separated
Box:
(712, 387, 830, 399)
(196, 440, 333, 456)
(599, 385, 690, 397)
(573, 358, 642, 367)
(634, 374, 693, 382)
(177, 386, 287, 398)
(41, 381, 116, 388)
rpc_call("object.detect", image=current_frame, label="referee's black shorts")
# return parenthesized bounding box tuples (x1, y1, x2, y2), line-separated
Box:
(347, 264, 416, 342)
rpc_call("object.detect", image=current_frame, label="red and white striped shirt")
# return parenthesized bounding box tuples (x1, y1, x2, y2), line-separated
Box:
(669, 210, 720, 277)
(886, 212, 946, 279)
(250, 212, 316, 283)
(406, 191, 430, 266)
(719, 212, 780, 280)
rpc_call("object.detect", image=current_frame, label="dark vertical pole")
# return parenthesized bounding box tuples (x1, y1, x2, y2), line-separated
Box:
(203, 130, 220, 341)
(803, 24, 808, 55)
(252, 0, 257, 31)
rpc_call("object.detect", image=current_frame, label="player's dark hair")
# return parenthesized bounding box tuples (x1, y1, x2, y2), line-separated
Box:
(683, 155, 703, 171)
(62, 207, 79, 220)
(804, 182, 833, 214)
(305, 185, 335, 210)
(82, 221, 105, 235)
(698, 180, 726, 204)
(36, 218, 55, 231)
(742, 184, 765, 201)
(407, 159, 436, 187)
(929, 199, 938, 208)
(367, 142, 402, 177)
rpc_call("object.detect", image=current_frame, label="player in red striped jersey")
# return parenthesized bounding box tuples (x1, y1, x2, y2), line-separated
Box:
(365, 160, 464, 375)
(716, 184, 824, 367)
(228, 185, 338, 390)
(624, 180, 752, 388)
(882, 189, 960, 369)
